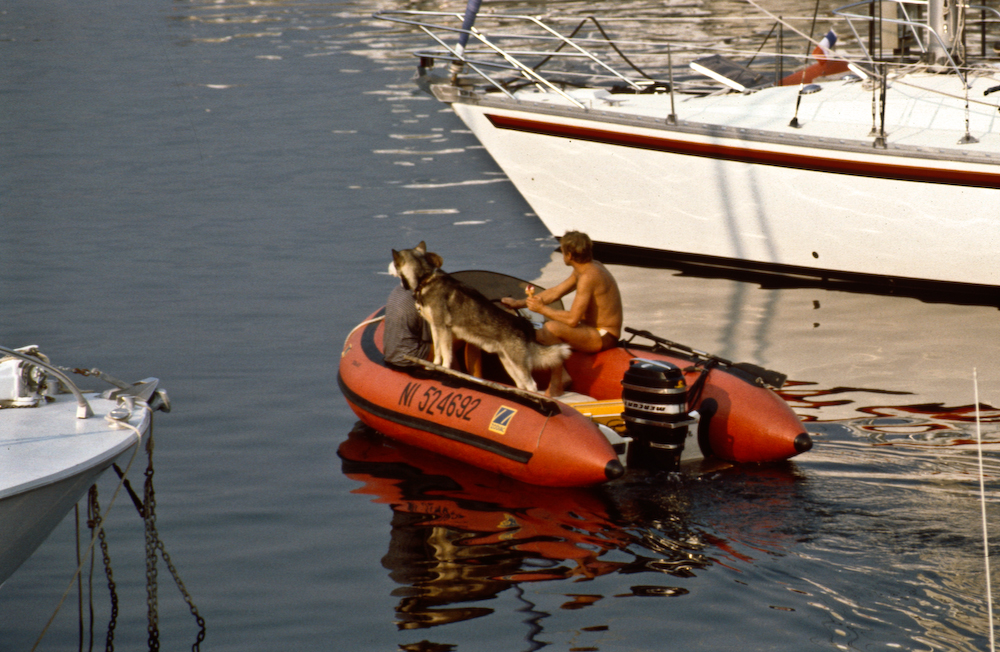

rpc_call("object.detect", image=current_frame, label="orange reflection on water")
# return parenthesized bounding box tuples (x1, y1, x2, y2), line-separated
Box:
(338, 425, 727, 630)
(779, 380, 1000, 440)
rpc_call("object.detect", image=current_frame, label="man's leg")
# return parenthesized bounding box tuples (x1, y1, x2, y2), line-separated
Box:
(536, 322, 603, 397)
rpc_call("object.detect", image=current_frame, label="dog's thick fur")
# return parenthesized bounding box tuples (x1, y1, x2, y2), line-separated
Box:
(391, 242, 570, 392)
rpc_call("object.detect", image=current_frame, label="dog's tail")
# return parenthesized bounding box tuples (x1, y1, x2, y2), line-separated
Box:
(530, 342, 572, 370)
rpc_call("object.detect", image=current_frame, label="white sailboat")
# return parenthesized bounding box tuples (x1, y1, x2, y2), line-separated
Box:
(378, 0, 1000, 302)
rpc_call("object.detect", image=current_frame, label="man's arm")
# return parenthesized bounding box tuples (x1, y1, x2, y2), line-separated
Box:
(535, 273, 577, 304)
(528, 272, 593, 328)
(502, 273, 577, 309)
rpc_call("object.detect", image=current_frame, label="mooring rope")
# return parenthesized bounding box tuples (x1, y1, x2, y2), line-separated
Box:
(30, 420, 144, 652)
(342, 316, 384, 355)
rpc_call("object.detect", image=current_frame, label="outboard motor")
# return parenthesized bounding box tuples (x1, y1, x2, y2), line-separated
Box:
(621, 359, 698, 471)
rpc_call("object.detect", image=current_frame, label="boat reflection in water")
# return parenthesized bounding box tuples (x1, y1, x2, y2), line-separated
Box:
(338, 424, 805, 632)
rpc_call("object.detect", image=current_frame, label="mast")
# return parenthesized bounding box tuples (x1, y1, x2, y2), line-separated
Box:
(926, 0, 957, 65)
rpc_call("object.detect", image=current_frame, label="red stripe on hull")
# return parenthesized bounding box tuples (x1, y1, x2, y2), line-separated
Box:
(485, 113, 1000, 189)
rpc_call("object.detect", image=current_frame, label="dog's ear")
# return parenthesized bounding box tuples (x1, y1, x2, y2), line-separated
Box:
(415, 241, 427, 254)
(390, 250, 403, 277)
(426, 251, 443, 270)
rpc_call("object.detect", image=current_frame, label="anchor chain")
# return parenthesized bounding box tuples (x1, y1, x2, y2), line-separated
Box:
(154, 536, 207, 650)
(33, 408, 204, 651)
(144, 432, 160, 652)
(141, 425, 206, 652)
(88, 486, 119, 651)
(32, 405, 203, 652)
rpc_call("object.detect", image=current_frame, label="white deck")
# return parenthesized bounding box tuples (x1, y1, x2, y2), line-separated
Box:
(0, 392, 153, 585)
(509, 73, 1000, 153)
(0, 392, 149, 499)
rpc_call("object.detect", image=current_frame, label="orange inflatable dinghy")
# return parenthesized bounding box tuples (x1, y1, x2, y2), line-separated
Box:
(338, 271, 810, 487)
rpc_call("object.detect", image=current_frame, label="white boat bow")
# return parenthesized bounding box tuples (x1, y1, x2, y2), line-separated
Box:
(0, 345, 170, 586)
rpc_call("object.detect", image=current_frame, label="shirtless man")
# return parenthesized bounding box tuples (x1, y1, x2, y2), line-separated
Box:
(502, 231, 623, 397)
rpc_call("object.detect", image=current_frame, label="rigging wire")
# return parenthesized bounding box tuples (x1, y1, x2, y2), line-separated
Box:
(975, 368, 996, 652)
(529, 17, 657, 81)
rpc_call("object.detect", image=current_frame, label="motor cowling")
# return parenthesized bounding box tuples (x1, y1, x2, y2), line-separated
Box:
(621, 359, 697, 471)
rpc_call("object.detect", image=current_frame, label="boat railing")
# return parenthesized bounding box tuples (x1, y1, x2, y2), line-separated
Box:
(833, 0, 1000, 85)
(375, 9, 868, 98)
(377, 10, 642, 108)
(0, 346, 94, 419)
(376, 6, 1000, 104)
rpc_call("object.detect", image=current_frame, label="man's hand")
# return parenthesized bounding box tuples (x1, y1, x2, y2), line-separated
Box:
(501, 297, 524, 309)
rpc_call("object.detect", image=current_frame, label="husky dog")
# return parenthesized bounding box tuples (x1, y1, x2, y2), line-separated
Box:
(390, 242, 570, 392)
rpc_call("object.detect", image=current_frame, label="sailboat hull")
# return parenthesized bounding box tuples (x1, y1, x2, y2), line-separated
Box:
(449, 97, 1000, 294)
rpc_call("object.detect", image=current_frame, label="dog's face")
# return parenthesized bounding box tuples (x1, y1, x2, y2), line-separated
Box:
(390, 241, 443, 291)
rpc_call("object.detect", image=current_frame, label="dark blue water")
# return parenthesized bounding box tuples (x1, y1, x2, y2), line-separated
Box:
(2, 0, 999, 650)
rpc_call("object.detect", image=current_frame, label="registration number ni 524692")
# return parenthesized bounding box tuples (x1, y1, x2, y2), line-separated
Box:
(399, 382, 481, 421)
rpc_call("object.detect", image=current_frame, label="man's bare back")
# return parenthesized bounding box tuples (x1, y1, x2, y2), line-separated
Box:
(574, 259, 623, 339)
